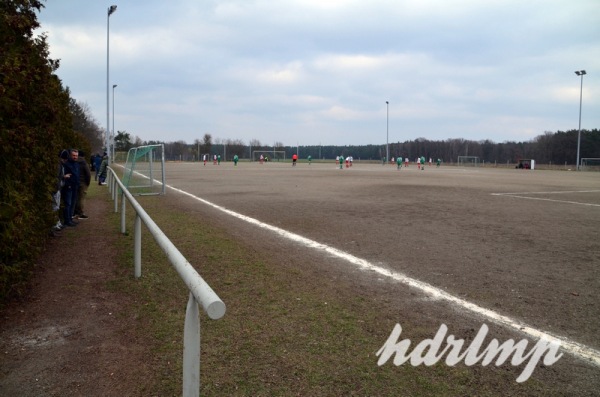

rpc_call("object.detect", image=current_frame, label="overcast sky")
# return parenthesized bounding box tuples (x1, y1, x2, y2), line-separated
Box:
(36, 0, 599, 146)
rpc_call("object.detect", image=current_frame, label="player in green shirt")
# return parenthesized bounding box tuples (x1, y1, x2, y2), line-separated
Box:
(233, 154, 239, 166)
(396, 156, 402, 170)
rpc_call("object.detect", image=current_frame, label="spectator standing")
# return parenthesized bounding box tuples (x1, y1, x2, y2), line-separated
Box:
(75, 150, 91, 219)
(98, 152, 108, 185)
(94, 153, 102, 180)
(62, 149, 80, 226)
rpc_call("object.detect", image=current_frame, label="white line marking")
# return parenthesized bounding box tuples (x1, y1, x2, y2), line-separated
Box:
(493, 190, 600, 195)
(491, 190, 600, 207)
(164, 182, 600, 366)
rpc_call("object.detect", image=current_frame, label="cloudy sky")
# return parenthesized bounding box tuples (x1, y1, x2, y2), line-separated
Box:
(36, 0, 599, 146)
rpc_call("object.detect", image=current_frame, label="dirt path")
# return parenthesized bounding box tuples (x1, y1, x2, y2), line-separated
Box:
(0, 189, 150, 397)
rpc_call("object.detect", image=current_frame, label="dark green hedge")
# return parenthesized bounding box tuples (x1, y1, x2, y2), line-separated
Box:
(1, 0, 88, 304)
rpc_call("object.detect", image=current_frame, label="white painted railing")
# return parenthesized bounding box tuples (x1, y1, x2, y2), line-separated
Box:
(107, 167, 225, 397)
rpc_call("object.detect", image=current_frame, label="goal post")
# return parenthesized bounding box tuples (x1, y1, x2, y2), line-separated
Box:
(252, 150, 286, 162)
(581, 158, 600, 171)
(122, 144, 166, 195)
(457, 156, 480, 167)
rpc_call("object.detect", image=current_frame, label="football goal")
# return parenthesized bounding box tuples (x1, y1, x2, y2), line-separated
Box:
(122, 144, 166, 195)
(581, 158, 600, 171)
(457, 156, 480, 167)
(252, 150, 286, 162)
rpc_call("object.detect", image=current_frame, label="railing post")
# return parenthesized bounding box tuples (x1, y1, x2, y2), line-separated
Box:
(183, 292, 201, 397)
(114, 183, 119, 213)
(120, 191, 126, 234)
(134, 214, 142, 278)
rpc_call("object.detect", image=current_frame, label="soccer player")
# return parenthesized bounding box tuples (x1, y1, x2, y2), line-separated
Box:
(307, 155, 312, 165)
(396, 156, 402, 170)
(233, 154, 239, 166)
(292, 153, 298, 166)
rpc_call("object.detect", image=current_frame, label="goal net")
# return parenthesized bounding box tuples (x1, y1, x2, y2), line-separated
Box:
(457, 156, 480, 167)
(581, 158, 600, 171)
(252, 150, 286, 162)
(122, 144, 166, 195)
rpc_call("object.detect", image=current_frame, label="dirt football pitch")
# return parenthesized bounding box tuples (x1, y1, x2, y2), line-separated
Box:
(155, 160, 600, 393)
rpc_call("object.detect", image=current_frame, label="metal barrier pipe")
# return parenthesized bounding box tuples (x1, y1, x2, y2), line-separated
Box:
(106, 167, 225, 395)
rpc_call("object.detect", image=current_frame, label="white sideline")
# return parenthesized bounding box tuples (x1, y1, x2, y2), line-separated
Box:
(165, 183, 600, 367)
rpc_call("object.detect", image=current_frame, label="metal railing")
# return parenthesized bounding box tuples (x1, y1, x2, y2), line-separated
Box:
(107, 167, 225, 397)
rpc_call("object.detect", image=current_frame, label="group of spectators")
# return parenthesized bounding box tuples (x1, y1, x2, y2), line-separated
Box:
(50, 149, 108, 236)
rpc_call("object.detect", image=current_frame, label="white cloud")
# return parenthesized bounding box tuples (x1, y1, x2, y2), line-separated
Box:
(35, 0, 600, 146)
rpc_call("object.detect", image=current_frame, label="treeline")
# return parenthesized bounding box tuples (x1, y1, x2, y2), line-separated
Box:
(151, 129, 599, 166)
(1, 1, 103, 303)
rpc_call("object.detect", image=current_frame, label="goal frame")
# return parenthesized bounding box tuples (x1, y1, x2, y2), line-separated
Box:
(123, 144, 166, 195)
(580, 158, 600, 171)
(252, 150, 286, 162)
(457, 156, 480, 167)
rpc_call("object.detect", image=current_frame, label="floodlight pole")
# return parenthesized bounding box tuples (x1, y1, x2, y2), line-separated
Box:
(386, 101, 389, 165)
(112, 84, 117, 161)
(106, 5, 117, 164)
(575, 70, 586, 171)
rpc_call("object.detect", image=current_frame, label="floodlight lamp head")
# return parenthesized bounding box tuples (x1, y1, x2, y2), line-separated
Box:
(113, 84, 117, 88)
(108, 5, 117, 15)
(575, 70, 586, 76)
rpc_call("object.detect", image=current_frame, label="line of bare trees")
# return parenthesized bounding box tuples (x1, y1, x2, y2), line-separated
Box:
(136, 129, 599, 165)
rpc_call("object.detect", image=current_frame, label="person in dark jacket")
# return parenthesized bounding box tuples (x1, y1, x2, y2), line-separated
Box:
(94, 153, 102, 180)
(62, 149, 80, 226)
(75, 150, 91, 219)
(98, 152, 108, 185)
